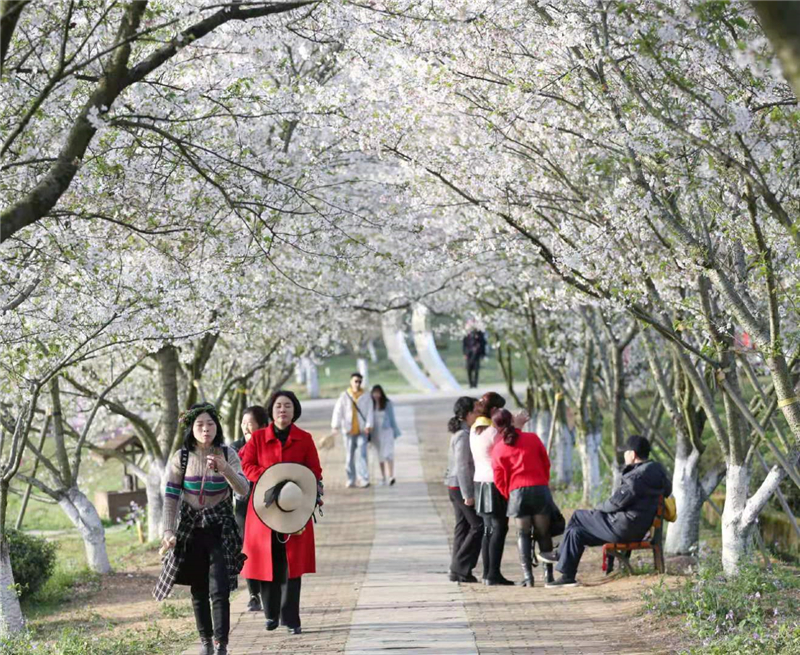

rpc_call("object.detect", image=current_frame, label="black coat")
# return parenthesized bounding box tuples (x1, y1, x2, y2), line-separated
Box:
(596, 460, 672, 541)
(230, 437, 251, 526)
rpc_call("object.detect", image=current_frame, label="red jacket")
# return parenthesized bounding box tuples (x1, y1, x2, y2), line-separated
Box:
(491, 430, 550, 499)
(239, 424, 322, 581)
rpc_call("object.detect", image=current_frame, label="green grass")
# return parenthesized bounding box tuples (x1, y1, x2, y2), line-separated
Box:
(8, 456, 129, 531)
(642, 555, 800, 654)
(8, 528, 194, 654)
(19, 528, 157, 618)
(0, 624, 193, 655)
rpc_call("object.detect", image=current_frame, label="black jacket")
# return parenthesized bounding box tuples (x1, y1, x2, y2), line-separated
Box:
(231, 438, 251, 524)
(596, 460, 672, 541)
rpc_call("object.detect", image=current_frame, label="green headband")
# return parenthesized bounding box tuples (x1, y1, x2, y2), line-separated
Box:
(179, 403, 218, 430)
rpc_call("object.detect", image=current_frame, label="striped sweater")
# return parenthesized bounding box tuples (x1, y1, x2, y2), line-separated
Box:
(162, 446, 250, 533)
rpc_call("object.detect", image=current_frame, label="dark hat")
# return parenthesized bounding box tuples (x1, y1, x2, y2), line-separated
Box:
(618, 435, 650, 459)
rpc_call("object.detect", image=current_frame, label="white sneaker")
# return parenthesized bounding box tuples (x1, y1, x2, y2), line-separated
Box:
(345, 480, 355, 488)
(356, 479, 370, 488)
(380, 478, 387, 486)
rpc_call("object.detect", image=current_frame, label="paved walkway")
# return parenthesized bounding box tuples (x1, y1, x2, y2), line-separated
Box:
(345, 406, 477, 655)
(184, 395, 664, 655)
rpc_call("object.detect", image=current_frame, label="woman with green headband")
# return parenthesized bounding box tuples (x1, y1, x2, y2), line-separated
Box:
(153, 403, 250, 655)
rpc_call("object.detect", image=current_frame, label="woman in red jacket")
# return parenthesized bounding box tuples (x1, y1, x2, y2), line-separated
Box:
(490, 408, 555, 587)
(239, 390, 322, 634)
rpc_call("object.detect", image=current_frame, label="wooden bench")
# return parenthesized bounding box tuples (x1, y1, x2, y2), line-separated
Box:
(602, 495, 665, 575)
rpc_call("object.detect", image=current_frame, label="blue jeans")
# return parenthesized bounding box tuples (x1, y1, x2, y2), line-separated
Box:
(343, 432, 369, 483)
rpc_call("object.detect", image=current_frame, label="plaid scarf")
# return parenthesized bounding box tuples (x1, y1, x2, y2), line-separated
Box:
(153, 496, 245, 601)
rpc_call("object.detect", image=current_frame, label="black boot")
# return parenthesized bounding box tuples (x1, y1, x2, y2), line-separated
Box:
(214, 642, 227, 655)
(198, 638, 214, 655)
(517, 531, 534, 587)
(543, 563, 555, 584)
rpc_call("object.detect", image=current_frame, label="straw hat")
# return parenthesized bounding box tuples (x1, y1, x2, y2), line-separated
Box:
(252, 463, 317, 534)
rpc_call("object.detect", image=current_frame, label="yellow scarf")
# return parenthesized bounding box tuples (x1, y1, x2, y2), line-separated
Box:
(349, 389, 364, 435)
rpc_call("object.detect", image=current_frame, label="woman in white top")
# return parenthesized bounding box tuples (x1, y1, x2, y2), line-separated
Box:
(469, 391, 529, 586)
(370, 385, 402, 485)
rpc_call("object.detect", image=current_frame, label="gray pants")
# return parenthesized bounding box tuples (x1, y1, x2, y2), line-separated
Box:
(343, 432, 369, 483)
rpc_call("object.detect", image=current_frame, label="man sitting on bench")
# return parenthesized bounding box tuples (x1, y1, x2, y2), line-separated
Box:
(545, 435, 671, 588)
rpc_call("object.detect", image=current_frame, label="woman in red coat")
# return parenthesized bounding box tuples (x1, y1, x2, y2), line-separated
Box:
(490, 408, 555, 587)
(239, 390, 322, 635)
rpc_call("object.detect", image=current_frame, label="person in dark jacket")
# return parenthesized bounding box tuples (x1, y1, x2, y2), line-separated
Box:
(546, 435, 671, 588)
(462, 328, 487, 388)
(444, 396, 481, 582)
(231, 405, 269, 612)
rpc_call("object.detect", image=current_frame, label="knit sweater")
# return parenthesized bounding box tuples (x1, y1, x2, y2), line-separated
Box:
(491, 431, 550, 499)
(163, 445, 250, 533)
(470, 425, 501, 483)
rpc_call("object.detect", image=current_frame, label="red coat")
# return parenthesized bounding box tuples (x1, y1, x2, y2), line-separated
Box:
(491, 430, 550, 499)
(239, 424, 322, 581)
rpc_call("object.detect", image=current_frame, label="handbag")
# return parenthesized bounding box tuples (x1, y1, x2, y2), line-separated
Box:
(663, 495, 678, 522)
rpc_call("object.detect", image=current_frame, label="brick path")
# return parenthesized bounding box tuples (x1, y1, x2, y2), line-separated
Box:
(345, 406, 477, 654)
(184, 395, 664, 655)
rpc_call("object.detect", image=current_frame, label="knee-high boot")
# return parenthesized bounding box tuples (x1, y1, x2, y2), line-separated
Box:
(481, 523, 491, 581)
(517, 530, 534, 587)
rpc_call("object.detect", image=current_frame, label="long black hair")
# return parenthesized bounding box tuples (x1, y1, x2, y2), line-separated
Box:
(448, 396, 477, 433)
(371, 384, 389, 410)
(492, 408, 518, 445)
(182, 403, 225, 451)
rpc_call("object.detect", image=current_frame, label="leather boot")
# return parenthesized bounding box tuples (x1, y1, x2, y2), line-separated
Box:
(214, 642, 228, 655)
(517, 531, 534, 587)
(198, 638, 214, 655)
(543, 563, 555, 585)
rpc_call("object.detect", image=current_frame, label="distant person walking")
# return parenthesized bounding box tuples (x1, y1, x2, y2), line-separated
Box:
(231, 405, 269, 612)
(331, 372, 374, 488)
(462, 327, 487, 388)
(370, 385, 402, 485)
(445, 396, 483, 583)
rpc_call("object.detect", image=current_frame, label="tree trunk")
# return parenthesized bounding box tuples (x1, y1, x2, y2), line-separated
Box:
(0, 540, 24, 635)
(554, 421, 573, 485)
(145, 461, 167, 542)
(535, 410, 552, 449)
(721, 463, 753, 576)
(294, 357, 306, 385)
(367, 339, 378, 363)
(305, 358, 320, 399)
(357, 357, 369, 390)
(664, 450, 704, 556)
(57, 487, 111, 574)
(751, 2, 800, 100)
(0, 480, 24, 635)
(577, 429, 602, 505)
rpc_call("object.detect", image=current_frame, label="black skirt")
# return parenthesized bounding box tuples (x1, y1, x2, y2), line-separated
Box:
(507, 485, 552, 518)
(475, 482, 507, 517)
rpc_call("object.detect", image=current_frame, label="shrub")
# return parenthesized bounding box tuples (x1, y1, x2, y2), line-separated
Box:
(5, 529, 57, 599)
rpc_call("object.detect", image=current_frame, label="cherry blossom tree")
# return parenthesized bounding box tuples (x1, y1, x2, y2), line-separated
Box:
(343, 0, 799, 574)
